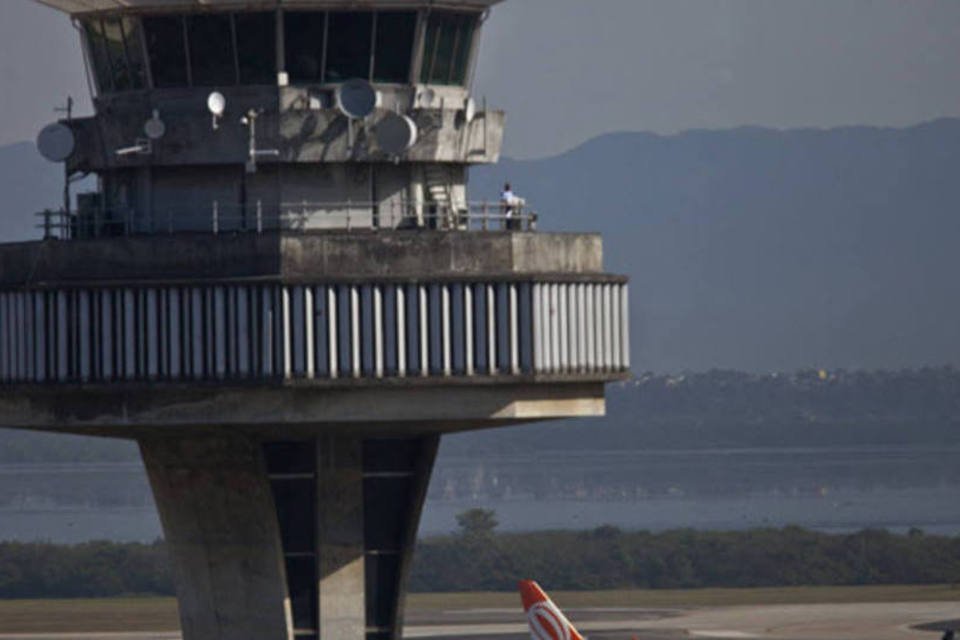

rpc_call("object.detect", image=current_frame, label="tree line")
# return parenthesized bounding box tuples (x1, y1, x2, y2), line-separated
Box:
(412, 518, 960, 591)
(1, 522, 959, 598)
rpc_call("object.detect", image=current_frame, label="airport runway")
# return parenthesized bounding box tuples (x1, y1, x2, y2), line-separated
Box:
(0, 601, 956, 640)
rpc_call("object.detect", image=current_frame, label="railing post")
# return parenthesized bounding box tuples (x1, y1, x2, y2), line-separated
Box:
(482, 201, 488, 231)
(213, 200, 219, 235)
(346, 198, 352, 231)
(257, 200, 263, 234)
(42, 210, 52, 240)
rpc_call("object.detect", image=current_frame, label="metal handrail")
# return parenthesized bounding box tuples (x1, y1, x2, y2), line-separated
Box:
(36, 200, 538, 240)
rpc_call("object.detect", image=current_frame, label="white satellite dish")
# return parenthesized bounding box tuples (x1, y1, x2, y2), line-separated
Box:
(144, 110, 166, 140)
(37, 122, 75, 163)
(376, 113, 418, 155)
(207, 91, 226, 116)
(336, 79, 377, 119)
(464, 98, 477, 123)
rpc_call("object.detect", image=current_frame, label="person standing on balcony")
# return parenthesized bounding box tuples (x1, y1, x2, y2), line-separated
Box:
(500, 182, 522, 230)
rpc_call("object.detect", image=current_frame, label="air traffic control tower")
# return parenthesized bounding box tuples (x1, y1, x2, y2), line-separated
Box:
(0, 2, 629, 640)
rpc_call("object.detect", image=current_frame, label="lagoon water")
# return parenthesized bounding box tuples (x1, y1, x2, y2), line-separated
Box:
(1, 445, 958, 543)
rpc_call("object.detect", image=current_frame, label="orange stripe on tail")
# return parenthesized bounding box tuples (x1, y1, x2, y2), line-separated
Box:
(518, 580, 585, 640)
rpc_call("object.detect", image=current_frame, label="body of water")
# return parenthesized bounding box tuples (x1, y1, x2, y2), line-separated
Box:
(1, 445, 958, 542)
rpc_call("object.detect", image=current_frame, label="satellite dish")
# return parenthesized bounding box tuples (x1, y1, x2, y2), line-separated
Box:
(36, 122, 75, 163)
(464, 98, 477, 123)
(207, 91, 226, 116)
(144, 110, 166, 140)
(336, 79, 377, 119)
(376, 113, 418, 155)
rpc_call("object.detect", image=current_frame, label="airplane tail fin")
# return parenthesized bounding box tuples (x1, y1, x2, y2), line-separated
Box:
(518, 580, 585, 640)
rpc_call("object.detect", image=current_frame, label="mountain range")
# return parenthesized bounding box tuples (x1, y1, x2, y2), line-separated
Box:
(474, 118, 960, 372)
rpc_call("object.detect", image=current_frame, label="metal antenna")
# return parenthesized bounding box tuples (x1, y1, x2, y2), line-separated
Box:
(54, 96, 74, 215)
(54, 96, 74, 121)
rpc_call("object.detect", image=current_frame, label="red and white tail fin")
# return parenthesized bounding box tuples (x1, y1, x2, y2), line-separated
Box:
(518, 580, 585, 640)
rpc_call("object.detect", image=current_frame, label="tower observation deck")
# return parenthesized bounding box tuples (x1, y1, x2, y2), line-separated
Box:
(1, 2, 629, 640)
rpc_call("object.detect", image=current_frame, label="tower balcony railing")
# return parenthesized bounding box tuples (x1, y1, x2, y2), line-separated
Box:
(0, 281, 630, 386)
(36, 200, 539, 240)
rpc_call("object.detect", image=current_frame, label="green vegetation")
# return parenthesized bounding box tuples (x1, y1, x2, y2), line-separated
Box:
(412, 522, 960, 592)
(0, 540, 170, 598)
(1, 525, 959, 599)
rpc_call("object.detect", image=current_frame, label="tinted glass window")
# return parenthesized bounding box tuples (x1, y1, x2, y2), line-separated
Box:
(450, 16, 476, 84)
(373, 11, 416, 83)
(85, 17, 146, 93)
(120, 17, 148, 90)
(102, 18, 132, 91)
(235, 12, 276, 85)
(144, 16, 188, 87)
(420, 12, 477, 85)
(325, 12, 373, 82)
(187, 14, 236, 86)
(285, 11, 326, 83)
(83, 19, 114, 93)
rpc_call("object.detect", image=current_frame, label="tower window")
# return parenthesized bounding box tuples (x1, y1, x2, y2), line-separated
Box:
(420, 12, 477, 86)
(284, 10, 417, 85)
(373, 11, 417, 84)
(83, 19, 114, 93)
(236, 12, 277, 85)
(187, 14, 236, 86)
(325, 12, 374, 83)
(82, 16, 146, 93)
(143, 16, 189, 88)
(285, 11, 327, 83)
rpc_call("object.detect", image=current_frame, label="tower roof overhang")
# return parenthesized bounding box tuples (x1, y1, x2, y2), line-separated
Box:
(34, 0, 502, 15)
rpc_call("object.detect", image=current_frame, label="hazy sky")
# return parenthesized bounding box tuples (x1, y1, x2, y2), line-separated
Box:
(3, 0, 960, 158)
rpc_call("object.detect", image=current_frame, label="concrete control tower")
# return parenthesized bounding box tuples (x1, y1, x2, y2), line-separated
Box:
(0, 2, 629, 640)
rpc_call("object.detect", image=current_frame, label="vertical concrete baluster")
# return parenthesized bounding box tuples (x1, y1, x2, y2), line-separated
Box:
(396, 286, 406, 377)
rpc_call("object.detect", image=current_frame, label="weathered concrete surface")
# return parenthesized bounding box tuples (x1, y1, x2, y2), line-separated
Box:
(0, 381, 608, 436)
(318, 437, 366, 640)
(139, 436, 291, 640)
(511, 233, 603, 275)
(65, 87, 503, 172)
(0, 232, 611, 287)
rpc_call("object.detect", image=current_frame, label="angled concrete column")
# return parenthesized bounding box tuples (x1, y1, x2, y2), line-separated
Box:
(140, 435, 291, 640)
(139, 432, 441, 640)
(318, 436, 366, 640)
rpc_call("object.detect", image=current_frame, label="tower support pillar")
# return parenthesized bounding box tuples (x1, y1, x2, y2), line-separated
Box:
(318, 437, 366, 640)
(139, 431, 439, 640)
(140, 435, 291, 640)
